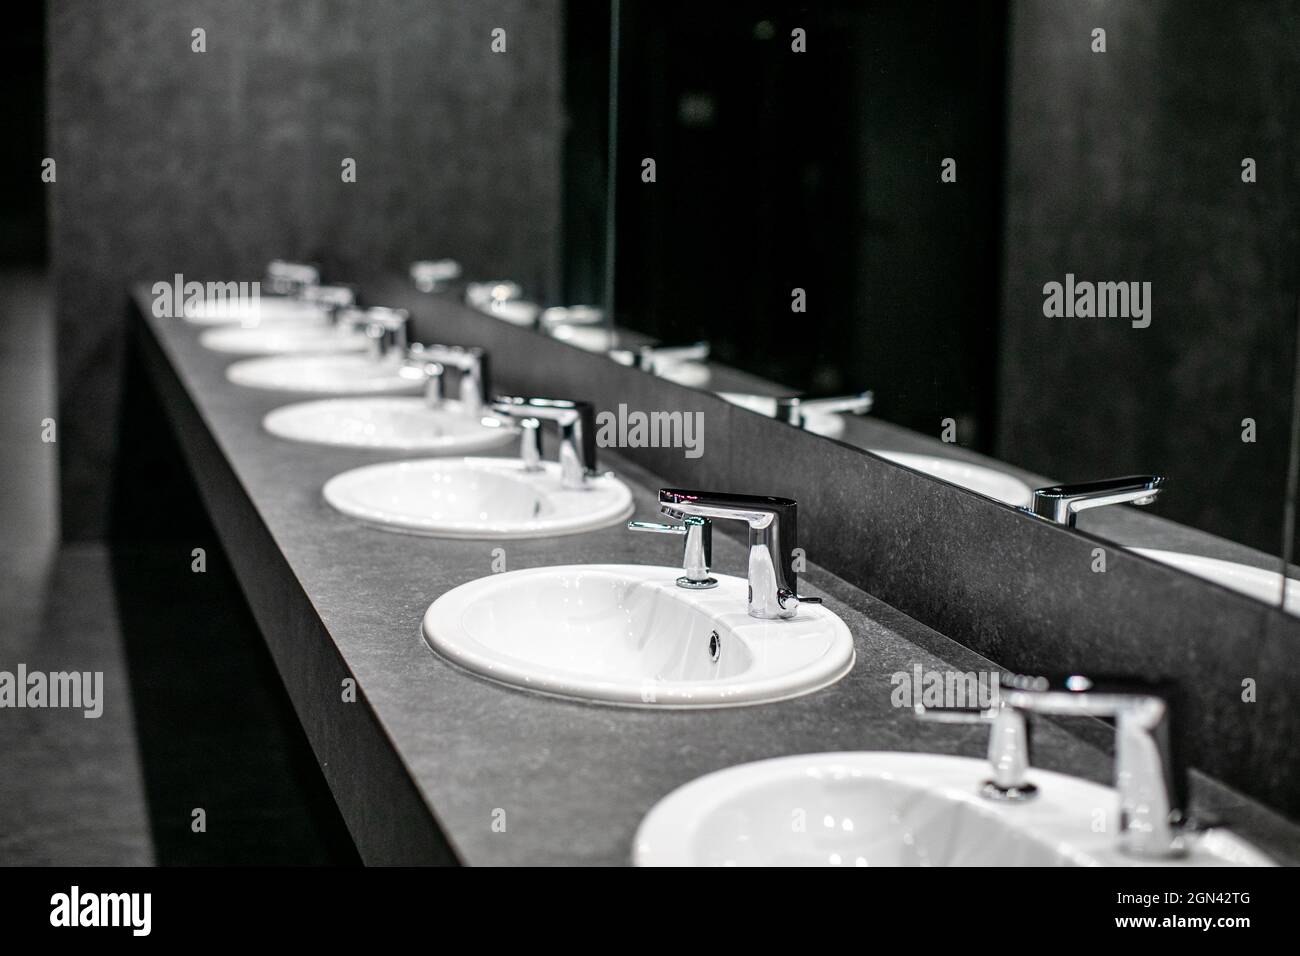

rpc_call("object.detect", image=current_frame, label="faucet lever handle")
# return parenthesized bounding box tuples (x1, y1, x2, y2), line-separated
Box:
(628, 515, 716, 590)
(627, 520, 688, 535)
(912, 702, 995, 724)
(913, 701, 1037, 801)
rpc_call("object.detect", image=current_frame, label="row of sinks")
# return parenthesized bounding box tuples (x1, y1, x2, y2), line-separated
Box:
(179, 286, 1276, 866)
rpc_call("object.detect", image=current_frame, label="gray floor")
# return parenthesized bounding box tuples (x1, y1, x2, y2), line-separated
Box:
(0, 270, 359, 865)
(0, 269, 155, 864)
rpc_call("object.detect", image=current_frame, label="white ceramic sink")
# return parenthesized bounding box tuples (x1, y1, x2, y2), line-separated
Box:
(1132, 548, 1300, 614)
(421, 564, 855, 706)
(263, 397, 517, 453)
(226, 354, 422, 395)
(183, 297, 327, 326)
(199, 324, 370, 356)
(870, 450, 1034, 507)
(718, 392, 848, 437)
(323, 457, 634, 538)
(634, 752, 1275, 866)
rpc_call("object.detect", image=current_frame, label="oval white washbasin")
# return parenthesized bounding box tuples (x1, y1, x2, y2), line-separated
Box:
(870, 450, 1034, 507)
(634, 752, 1275, 866)
(1131, 548, 1300, 614)
(264, 397, 517, 453)
(200, 324, 369, 356)
(421, 564, 855, 707)
(226, 354, 423, 395)
(183, 297, 327, 326)
(323, 458, 634, 538)
(717, 392, 845, 438)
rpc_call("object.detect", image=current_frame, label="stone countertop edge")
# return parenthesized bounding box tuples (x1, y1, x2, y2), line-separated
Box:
(129, 286, 1300, 867)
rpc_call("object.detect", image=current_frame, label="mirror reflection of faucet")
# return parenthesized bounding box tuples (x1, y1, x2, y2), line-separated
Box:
(717, 390, 872, 438)
(610, 342, 711, 387)
(1026, 475, 1166, 527)
(409, 259, 462, 292)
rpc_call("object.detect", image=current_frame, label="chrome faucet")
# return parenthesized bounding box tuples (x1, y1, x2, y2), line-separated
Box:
(491, 396, 598, 490)
(775, 392, 874, 429)
(465, 280, 523, 309)
(301, 283, 356, 317)
(612, 341, 710, 374)
(407, 343, 491, 417)
(340, 306, 408, 359)
(654, 489, 818, 620)
(402, 353, 445, 407)
(264, 259, 320, 296)
(1029, 475, 1166, 527)
(1001, 673, 1188, 860)
(913, 696, 1037, 802)
(627, 514, 716, 589)
(410, 259, 462, 293)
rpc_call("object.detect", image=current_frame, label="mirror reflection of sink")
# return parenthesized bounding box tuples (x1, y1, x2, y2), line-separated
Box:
(263, 397, 516, 453)
(551, 323, 615, 353)
(717, 392, 846, 437)
(869, 451, 1033, 507)
(226, 354, 423, 394)
(634, 752, 1274, 866)
(199, 324, 369, 356)
(485, 299, 542, 326)
(654, 361, 709, 387)
(1131, 548, 1300, 614)
(323, 457, 634, 538)
(421, 564, 854, 706)
(183, 297, 327, 326)
(609, 350, 711, 387)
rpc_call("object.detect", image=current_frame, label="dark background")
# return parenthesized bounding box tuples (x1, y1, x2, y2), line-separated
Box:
(612, 0, 1006, 445)
(0, 4, 47, 265)
(607, 0, 1300, 556)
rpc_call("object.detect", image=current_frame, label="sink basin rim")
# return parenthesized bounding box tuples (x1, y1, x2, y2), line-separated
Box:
(225, 353, 425, 395)
(199, 324, 370, 356)
(322, 458, 635, 539)
(262, 396, 517, 453)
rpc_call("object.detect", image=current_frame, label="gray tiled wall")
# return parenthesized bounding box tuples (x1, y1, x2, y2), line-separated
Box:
(48, 0, 563, 540)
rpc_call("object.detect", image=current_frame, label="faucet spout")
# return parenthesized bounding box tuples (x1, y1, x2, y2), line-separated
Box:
(1030, 475, 1166, 527)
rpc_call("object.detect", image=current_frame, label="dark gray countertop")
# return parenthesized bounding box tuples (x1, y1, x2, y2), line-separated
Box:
(137, 290, 1300, 866)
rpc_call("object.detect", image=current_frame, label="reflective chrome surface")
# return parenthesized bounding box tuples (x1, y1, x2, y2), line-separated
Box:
(491, 396, 599, 491)
(1029, 475, 1167, 527)
(657, 488, 815, 620)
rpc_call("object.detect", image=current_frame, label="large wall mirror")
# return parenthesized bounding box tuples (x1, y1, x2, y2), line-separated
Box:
(449, 1, 1300, 617)
(574, 0, 1300, 615)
